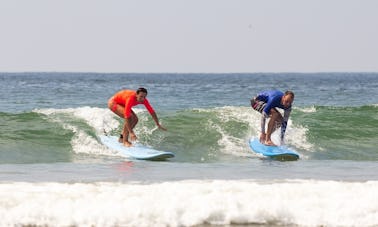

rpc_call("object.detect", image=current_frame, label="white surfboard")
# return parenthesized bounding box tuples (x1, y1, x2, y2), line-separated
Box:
(100, 135, 174, 161)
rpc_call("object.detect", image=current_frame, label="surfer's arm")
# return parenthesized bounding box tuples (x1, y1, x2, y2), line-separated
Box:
(122, 118, 137, 142)
(261, 114, 267, 134)
(280, 108, 291, 142)
(123, 100, 137, 140)
(120, 118, 137, 144)
(123, 118, 133, 133)
(144, 99, 166, 131)
(150, 112, 167, 131)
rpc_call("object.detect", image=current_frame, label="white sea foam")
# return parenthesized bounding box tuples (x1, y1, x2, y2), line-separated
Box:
(34, 107, 121, 156)
(295, 106, 317, 113)
(0, 180, 377, 227)
(35, 106, 120, 134)
(207, 106, 259, 157)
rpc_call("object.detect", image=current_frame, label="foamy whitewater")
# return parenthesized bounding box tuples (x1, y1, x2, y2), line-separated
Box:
(1, 73, 378, 227)
(1, 180, 377, 227)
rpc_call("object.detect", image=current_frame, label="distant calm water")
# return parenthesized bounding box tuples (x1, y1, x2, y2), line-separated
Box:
(0, 72, 377, 226)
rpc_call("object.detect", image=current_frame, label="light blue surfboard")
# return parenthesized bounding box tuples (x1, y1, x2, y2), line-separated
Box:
(100, 135, 174, 161)
(249, 138, 299, 161)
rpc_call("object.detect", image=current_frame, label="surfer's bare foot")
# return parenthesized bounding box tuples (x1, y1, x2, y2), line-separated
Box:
(123, 141, 132, 147)
(264, 140, 277, 146)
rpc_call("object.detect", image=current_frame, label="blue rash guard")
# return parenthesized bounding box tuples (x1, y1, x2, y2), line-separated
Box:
(256, 90, 292, 141)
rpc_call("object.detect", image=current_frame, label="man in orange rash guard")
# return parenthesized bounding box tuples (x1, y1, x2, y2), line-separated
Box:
(108, 87, 167, 147)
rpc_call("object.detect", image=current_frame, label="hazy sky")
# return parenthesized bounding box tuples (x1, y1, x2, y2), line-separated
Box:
(1, 0, 378, 73)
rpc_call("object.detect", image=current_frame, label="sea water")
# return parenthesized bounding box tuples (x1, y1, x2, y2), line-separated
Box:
(0, 73, 377, 226)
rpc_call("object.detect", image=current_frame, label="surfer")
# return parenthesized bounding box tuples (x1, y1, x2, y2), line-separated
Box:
(108, 88, 167, 147)
(250, 90, 294, 146)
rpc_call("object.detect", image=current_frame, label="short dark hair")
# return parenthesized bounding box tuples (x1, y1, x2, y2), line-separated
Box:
(285, 90, 294, 99)
(136, 87, 148, 94)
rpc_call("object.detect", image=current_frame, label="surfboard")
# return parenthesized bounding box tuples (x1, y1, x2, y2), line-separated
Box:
(99, 135, 174, 161)
(249, 138, 299, 161)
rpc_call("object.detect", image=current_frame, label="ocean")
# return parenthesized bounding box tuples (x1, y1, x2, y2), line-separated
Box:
(0, 72, 377, 226)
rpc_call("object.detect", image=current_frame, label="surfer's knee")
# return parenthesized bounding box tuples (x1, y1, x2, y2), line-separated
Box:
(270, 109, 279, 119)
(271, 109, 283, 120)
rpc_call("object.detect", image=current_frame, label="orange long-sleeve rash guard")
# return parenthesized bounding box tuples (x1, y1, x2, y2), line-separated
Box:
(112, 90, 155, 118)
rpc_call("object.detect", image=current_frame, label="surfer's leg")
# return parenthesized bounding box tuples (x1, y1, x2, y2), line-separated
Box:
(265, 109, 283, 146)
(251, 97, 269, 142)
(121, 111, 138, 146)
(129, 110, 139, 130)
(121, 122, 131, 146)
(108, 99, 127, 143)
(272, 109, 283, 133)
(266, 120, 276, 146)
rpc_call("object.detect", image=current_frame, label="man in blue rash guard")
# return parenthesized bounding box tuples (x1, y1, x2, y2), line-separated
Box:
(250, 90, 294, 146)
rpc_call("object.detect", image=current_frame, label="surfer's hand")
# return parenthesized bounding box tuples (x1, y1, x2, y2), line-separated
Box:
(158, 124, 167, 131)
(130, 132, 137, 141)
(157, 123, 167, 131)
